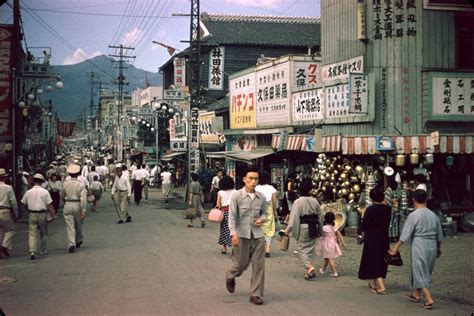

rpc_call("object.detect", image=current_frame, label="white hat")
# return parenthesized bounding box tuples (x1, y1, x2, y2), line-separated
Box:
(33, 173, 46, 182)
(67, 164, 81, 174)
(22, 171, 30, 176)
(0, 168, 7, 177)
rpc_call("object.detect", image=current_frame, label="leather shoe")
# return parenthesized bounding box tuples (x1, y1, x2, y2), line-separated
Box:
(117, 220, 124, 224)
(76, 241, 83, 248)
(1, 246, 10, 257)
(68, 246, 75, 253)
(126, 216, 132, 223)
(226, 278, 235, 293)
(30, 252, 36, 260)
(249, 296, 264, 305)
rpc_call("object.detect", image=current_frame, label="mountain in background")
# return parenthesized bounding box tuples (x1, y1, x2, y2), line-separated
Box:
(48, 55, 162, 121)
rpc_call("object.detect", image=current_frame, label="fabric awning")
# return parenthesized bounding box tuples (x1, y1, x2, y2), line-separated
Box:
(225, 149, 274, 163)
(161, 152, 186, 161)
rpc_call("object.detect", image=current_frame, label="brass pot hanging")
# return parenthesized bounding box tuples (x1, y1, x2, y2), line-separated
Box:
(340, 172, 348, 180)
(395, 154, 406, 166)
(410, 153, 419, 165)
(352, 184, 361, 193)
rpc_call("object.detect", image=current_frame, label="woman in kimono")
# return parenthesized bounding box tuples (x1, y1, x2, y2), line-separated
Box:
(284, 178, 323, 280)
(389, 189, 443, 310)
(358, 186, 391, 294)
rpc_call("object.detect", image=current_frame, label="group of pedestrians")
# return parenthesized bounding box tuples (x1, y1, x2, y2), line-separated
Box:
(216, 166, 443, 309)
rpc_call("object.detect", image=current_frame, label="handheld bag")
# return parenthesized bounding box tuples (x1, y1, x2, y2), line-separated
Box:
(384, 252, 403, 266)
(186, 207, 196, 219)
(208, 208, 224, 222)
(280, 235, 290, 251)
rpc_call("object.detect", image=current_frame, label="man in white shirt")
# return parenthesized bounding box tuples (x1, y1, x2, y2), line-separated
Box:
(0, 169, 18, 259)
(111, 167, 132, 224)
(87, 165, 99, 184)
(96, 162, 109, 190)
(21, 174, 55, 260)
(131, 164, 146, 205)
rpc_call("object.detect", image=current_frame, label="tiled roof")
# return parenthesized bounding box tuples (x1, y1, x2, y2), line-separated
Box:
(200, 12, 320, 47)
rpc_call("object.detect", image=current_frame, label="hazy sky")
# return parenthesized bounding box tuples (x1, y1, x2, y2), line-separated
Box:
(1, 0, 320, 72)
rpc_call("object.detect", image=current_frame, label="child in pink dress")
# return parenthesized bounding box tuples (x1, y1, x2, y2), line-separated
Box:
(317, 212, 346, 277)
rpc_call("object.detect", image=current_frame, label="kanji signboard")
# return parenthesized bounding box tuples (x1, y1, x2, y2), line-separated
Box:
(322, 56, 364, 82)
(229, 72, 257, 129)
(208, 47, 225, 91)
(292, 88, 324, 122)
(349, 73, 368, 114)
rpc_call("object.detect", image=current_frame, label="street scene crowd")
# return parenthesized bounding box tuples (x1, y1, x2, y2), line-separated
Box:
(0, 152, 449, 312)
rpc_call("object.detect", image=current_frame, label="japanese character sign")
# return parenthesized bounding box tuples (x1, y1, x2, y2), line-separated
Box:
(431, 74, 474, 120)
(256, 62, 291, 127)
(173, 57, 186, 88)
(229, 72, 257, 129)
(349, 73, 369, 114)
(292, 88, 324, 122)
(372, 0, 417, 41)
(322, 56, 364, 82)
(208, 47, 225, 90)
(293, 61, 321, 89)
(325, 84, 351, 118)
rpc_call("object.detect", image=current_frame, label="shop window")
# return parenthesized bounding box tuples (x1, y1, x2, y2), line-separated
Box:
(456, 13, 474, 69)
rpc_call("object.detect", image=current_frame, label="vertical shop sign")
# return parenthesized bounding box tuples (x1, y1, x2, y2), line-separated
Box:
(373, 0, 383, 40)
(373, 0, 417, 40)
(0, 25, 13, 140)
(401, 67, 410, 123)
(357, 0, 367, 40)
(325, 84, 350, 118)
(380, 68, 388, 129)
(229, 72, 257, 129)
(292, 88, 324, 122)
(173, 57, 186, 88)
(270, 164, 285, 195)
(190, 149, 200, 173)
(406, 0, 417, 37)
(190, 107, 199, 149)
(349, 73, 369, 114)
(208, 47, 225, 90)
(256, 62, 291, 127)
(394, 0, 404, 37)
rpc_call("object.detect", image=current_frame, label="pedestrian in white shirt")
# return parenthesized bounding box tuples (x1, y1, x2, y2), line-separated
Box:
(131, 164, 146, 205)
(161, 166, 172, 203)
(111, 167, 132, 224)
(21, 174, 55, 260)
(0, 169, 19, 259)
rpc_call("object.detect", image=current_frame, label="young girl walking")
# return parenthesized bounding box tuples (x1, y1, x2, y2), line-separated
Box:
(317, 212, 346, 277)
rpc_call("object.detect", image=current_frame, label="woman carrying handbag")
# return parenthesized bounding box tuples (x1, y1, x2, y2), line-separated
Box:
(215, 176, 236, 254)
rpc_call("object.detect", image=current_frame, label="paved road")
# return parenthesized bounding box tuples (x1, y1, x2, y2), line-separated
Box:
(1, 187, 472, 315)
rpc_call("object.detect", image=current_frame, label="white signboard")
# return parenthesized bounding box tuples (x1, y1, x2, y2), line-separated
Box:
(208, 46, 225, 90)
(190, 107, 199, 150)
(292, 88, 324, 122)
(256, 62, 291, 127)
(349, 73, 369, 114)
(170, 138, 187, 152)
(190, 149, 200, 173)
(322, 56, 364, 82)
(164, 89, 184, 100)
(432, 76, 474, 118)
(173, 57, 186, 88)
(293, 61, 321, 89)
(325, 84, 351, 118)
(229, 72, 257, 129)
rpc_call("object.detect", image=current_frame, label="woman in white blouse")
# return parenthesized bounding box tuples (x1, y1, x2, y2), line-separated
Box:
(215, 175, 236, 254)
(47, 173, 62, 218)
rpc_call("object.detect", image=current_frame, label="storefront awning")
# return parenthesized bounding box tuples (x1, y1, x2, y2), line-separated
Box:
(205, 151, 227, 159)
(272, 134, 340, 152)
(161, 152, 186, 161)
(225, 149, 274, 163)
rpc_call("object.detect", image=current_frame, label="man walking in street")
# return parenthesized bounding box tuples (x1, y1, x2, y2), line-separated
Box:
(21, 174, 55, 260)
(111, 167, 132, 224)
(0, 169, 18, 259)
(226, 166, 268, 305)
(61, 164, 87, 253)
(131, 163, 146, 205)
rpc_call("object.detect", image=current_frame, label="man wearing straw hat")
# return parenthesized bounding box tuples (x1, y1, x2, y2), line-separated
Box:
(111, 166, 132, 224)
(0, 168, 18, 259)
(61, 164, 87, 253)
(21, 173, 55, 260)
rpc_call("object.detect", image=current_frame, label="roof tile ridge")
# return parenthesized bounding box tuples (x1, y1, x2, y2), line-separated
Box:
(203, 12, 320, 24)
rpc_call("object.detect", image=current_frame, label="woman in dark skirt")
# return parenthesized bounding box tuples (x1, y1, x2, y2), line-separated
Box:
(358, 186, 391, 294)
(215, 176, 236, 254)
(47, 174, 61, 218)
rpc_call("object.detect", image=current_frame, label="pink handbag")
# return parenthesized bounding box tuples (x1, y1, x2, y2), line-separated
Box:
(208, 208, 224, 222)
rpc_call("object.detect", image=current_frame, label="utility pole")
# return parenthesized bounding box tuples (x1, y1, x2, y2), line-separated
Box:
(88, 71, 95, 117)
(108, 44, 135, 160)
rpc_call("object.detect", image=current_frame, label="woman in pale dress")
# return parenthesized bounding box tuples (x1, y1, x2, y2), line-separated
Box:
(215, 176, 236, 254)
(317, 212, 345, 277)
(47, 173, 62, 218)
(160, 166, 172, 203)
(188, 173, 206, 228)
(256, 171, 277, 257)
(389, 189, 443, 310)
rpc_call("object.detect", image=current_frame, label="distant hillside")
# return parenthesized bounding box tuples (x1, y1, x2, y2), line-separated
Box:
(48, 55, 162, 121)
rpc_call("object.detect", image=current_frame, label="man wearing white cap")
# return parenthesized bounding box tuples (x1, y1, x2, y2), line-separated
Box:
(0, 169, 18, 259)
(21, 173, 55, 260)
(111, 166, 132, 224)
(61, 164, 87, 253)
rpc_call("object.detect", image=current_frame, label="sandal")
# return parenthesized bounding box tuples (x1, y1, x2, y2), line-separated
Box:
(422, 303, 433, 310)
(371, 289, 386, 295)
(407, 293, 421, 303)
(187, 224, 193, 228)
(368, 282, 377, 290)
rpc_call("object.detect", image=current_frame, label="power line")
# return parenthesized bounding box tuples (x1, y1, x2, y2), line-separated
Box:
(22, 8, 177, 19)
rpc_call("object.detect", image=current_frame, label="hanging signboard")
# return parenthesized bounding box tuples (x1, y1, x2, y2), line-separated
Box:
(0, 25, 13, 141)
(292, 88, 324, 122)
(325, 84, 350, 118)
(256, 62, 291, 127)
(322, 56, 364, 82)
(173, 57, 186, 88)
(229, 72, 257, 129)
(199, 111, 220, 144)
(429, 73, 474, 121)
(190, 149, 200, 173)
(208, 46, 225, 91)
(190, 107, 200, 149)
(349, 73, 369, 114)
